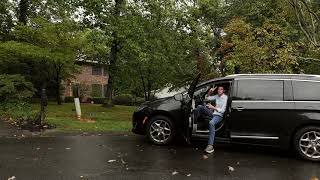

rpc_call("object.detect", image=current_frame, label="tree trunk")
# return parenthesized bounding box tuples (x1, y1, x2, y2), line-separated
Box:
(56, 76, 62, 105)
(137, 65, 147, 101)
(103, 0, 123, 107)
(54, 63, 63, 105)
(18, 0, 29, 25)
(146, 68, 152, 101)
(196, 48, 205, 79)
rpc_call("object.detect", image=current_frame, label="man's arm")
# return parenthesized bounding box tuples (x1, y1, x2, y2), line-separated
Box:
(205, 87, 217, 101)
(206, 94, 217, 101)
(206, 96, 228, 113)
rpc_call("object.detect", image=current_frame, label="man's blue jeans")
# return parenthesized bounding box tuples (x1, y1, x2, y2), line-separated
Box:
(208, 115, 222, 145)
(196, 105, 223, 145)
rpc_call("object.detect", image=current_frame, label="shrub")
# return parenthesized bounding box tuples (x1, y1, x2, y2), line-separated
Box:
(113, 94, 133, 106)
(0, 102, 37, 129)
(91, 97, 105, 104)
(0, 74, 35, 102)
(64, 96, 74, 103)
(0, 102, 55, 131)
(133, 97, 146, 106)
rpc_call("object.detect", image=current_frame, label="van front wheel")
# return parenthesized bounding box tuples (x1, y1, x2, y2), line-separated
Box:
(146, 115, 175, 145)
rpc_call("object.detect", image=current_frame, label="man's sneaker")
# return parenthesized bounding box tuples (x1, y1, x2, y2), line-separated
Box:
(204, 145, 214, 153)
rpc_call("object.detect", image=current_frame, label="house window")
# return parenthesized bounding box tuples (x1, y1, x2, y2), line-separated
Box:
(92, 66, 102, 75)
(91, 84, 102, 97)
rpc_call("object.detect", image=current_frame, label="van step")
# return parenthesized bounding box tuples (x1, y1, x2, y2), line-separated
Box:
(191, 134, 230, 143)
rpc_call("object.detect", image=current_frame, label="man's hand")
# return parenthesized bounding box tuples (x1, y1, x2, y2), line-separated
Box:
(208, 87, 217, 95)
(206, 103, 217, 111)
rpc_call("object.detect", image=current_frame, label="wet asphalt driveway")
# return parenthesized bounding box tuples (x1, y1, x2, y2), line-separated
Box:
(0, 134, 319, 180)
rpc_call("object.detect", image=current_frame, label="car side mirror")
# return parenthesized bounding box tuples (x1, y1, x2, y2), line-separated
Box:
(174, 93, 183, 101)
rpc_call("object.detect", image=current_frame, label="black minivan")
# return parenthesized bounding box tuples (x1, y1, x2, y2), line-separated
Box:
(132, 74, 320, 161)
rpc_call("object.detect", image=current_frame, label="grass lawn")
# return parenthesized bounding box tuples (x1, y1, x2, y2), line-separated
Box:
(32, 102, 136, 132)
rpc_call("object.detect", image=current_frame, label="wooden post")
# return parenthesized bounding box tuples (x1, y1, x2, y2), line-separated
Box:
(40, 88, 47, 125)
(74, 85, 82, 120)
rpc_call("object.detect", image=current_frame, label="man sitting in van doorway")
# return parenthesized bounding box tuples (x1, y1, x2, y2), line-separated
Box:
(195, 86, 228, 154)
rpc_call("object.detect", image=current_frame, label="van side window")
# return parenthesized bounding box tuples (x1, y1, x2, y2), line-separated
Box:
(235, 80, 283, 101)
(292, 81, 320, 101)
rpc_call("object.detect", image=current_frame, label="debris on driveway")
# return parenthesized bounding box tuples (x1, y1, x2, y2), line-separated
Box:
(228, 166, 235, 172)
(168, 149, 176, 154)
(7, 176, 16, 180)
(108, 159, 116, 163)
(202, 154, 209, 160)
(172, 171, 178, 175)
(120, 158, 127, 165)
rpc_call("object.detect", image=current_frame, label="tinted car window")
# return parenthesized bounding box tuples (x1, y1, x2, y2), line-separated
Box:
(235, 80, 283, 101)
(293, 81, 320, 101)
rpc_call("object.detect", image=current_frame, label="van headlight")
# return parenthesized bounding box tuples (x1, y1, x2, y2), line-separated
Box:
(136, 105, 147, 112)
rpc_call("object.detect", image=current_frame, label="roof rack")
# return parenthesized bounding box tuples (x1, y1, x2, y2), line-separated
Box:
(226, 74, 320, 78)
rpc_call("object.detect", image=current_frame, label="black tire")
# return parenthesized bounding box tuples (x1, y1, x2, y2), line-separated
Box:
(146, 115, 175, 145)
(293, 126, 320, 162)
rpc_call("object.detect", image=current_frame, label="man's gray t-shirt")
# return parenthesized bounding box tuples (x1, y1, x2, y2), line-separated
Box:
(206, 94, 228, 117)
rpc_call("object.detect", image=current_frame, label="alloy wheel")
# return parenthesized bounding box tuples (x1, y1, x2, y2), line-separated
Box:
(299, 131, 320, 159)
(149, 119, 171, 143)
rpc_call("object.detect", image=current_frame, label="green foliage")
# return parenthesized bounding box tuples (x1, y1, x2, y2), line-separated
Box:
(0, 101, 39, 130)
(0, 102, 34, 120)
(0, 74, 35, 102)
(221, 18, 298, 74)
(0, 0, 14, 41)
(0, 17, 83, 104)
(1, 0, 320, 109)
(113, 94, 134, 106)
(64, 96, 74, 103)
(91, 97, 106, 104)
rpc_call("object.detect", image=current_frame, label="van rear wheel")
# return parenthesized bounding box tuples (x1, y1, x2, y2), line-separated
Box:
(293, 126, 320, 161)
(146, 115, 175, 145)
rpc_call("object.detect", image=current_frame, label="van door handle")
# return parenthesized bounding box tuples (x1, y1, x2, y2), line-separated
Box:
(235, 107, 245, 111)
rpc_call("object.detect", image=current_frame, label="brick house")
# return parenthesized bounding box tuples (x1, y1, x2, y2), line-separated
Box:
(63, 60, 108, 102)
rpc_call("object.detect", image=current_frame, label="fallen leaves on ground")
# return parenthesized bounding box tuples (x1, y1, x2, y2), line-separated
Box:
(168, 149, 176, 154)
(202, 154, 208, 160)
(121, 158, 127, 164)
(228, 166, 235, 172)
(7, 176, 16, 180)
(172, 171, 178, 175)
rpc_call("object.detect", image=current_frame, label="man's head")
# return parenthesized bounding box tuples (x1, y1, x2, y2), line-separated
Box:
(217, 86, 225, 96)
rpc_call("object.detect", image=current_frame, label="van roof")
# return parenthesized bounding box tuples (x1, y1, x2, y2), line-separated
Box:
(198, 74, 320, 86)
(226, 74, 320, 80)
